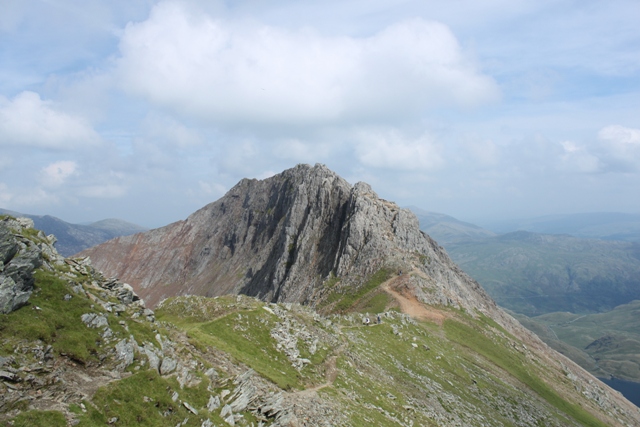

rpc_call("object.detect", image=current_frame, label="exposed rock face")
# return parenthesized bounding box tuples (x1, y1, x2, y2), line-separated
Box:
(0, 217, 48, 313)
(81, 164, 497, 317)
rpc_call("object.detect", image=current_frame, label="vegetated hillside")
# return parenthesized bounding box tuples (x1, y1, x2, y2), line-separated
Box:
(485, 212, 640, 242)
(443, 231, 640, 316)
(512, 301, 640, 383)
(0, 208, 148, 257)
(407, 206, 496, 245)
(2, 216, 640, 426)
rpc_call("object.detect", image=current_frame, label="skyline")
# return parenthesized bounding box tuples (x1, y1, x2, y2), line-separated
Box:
(1, 0, 639, 228)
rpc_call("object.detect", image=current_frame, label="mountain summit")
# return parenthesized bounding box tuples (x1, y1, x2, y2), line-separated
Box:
(82, 164, 495, 315)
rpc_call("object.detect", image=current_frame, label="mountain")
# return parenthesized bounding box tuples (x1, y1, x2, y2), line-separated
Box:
(407, 206, 496, 245)
(3, 195, 640, 426)
(80, 164, 495, 317)
(485, 212, 640, 242)
(443, 230, 640, 316)
(0, 209, 148, 256)
(512, 300, 640, 383)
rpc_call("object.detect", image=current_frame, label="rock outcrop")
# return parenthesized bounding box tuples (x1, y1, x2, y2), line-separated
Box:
(0, 217, 50, 313)
(81, 164, 496, 319)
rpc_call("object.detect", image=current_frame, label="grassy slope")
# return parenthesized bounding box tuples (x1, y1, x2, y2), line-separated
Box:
(3, 281, 618, 426)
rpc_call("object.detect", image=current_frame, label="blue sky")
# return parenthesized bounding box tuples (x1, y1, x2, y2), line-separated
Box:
(1, 0, 639, 228)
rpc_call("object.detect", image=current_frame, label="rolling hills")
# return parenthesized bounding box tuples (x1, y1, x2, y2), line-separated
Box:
(0, 209, 147, 257)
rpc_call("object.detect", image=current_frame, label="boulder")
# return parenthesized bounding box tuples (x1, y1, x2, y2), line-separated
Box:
(0, 219, 43, 314)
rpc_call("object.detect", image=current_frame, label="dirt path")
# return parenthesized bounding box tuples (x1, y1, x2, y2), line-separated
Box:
(381, 274, 445, 325)
(297, 339, 347, 396)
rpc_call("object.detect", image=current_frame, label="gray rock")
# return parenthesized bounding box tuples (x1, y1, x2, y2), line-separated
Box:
(204, 367, 218, 379)
(143, 345, 160, 371)
(0, 355, 12, 368)
(115, 339, 134, 368)
(260, 393, 285, 418)
(81, 313, 109, 329)
(220, 404, 235, 426)
(207, 395, 221, 412)
(0, 220, 43, 313)
(0, 370, 18, 382)
(183, 401, 198, 415)
(160, 357, 177, 375)
(113, 304, 126, 314)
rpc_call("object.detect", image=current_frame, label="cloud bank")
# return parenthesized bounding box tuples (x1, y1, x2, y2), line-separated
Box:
(0, 92, 100, 149)
(116, 1, 499, 125)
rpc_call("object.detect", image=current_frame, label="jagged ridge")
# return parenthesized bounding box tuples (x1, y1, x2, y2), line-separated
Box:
(81, 164, 495, 319)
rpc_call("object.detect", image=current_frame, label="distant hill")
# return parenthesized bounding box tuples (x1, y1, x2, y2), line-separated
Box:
(407, 206, 496, 245)
(443, 230, 640, 316)
(0, 208, 148, 256)
(485, 212, 640, 242)
(409, 209, 640, 316)
(409, 208, 640, 388)
(512, 300, 640, 383)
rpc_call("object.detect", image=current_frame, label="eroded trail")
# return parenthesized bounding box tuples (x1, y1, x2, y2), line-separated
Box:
(297, 339, 347, 396)
(381, 273, 445, 325)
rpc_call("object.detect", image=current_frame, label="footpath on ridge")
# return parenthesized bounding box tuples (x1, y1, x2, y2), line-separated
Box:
(381, 272, 445, 325)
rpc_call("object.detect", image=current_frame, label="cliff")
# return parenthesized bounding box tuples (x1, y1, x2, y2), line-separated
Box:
(81, 164, 496, 318)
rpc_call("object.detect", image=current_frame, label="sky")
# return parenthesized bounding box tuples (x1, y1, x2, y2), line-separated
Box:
(1, 0, 639, 228)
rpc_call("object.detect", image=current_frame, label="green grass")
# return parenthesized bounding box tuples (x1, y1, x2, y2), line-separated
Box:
(10, 410, 66, 427)
(0, 269, 102, 362)
(356, 292, 391, 314)
(444, 318, 608, 427)
(326, 268, 392, 313)
(195, 309, 308, 389)
(78, 369, 222, 427)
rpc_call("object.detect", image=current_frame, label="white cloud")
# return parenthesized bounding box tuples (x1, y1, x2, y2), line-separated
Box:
(7, 187, 60, 208)
(598, 125, 640, 146)
(141, 113, 203, 148)
(0, 91, 100, 149)
(40, 160, 78, 187)
(116, 1, 499, 125)
(559, 141, 601, 174)
(597, 125, 640, 172)
(354, 127, 443, 170)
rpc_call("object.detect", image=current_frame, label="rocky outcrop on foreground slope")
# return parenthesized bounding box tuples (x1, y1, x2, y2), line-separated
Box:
(81, 164, 495, 317)
(0, 217, 50, 314)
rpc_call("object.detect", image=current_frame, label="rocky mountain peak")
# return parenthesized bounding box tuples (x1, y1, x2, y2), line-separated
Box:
(80, 164, 497, 323)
